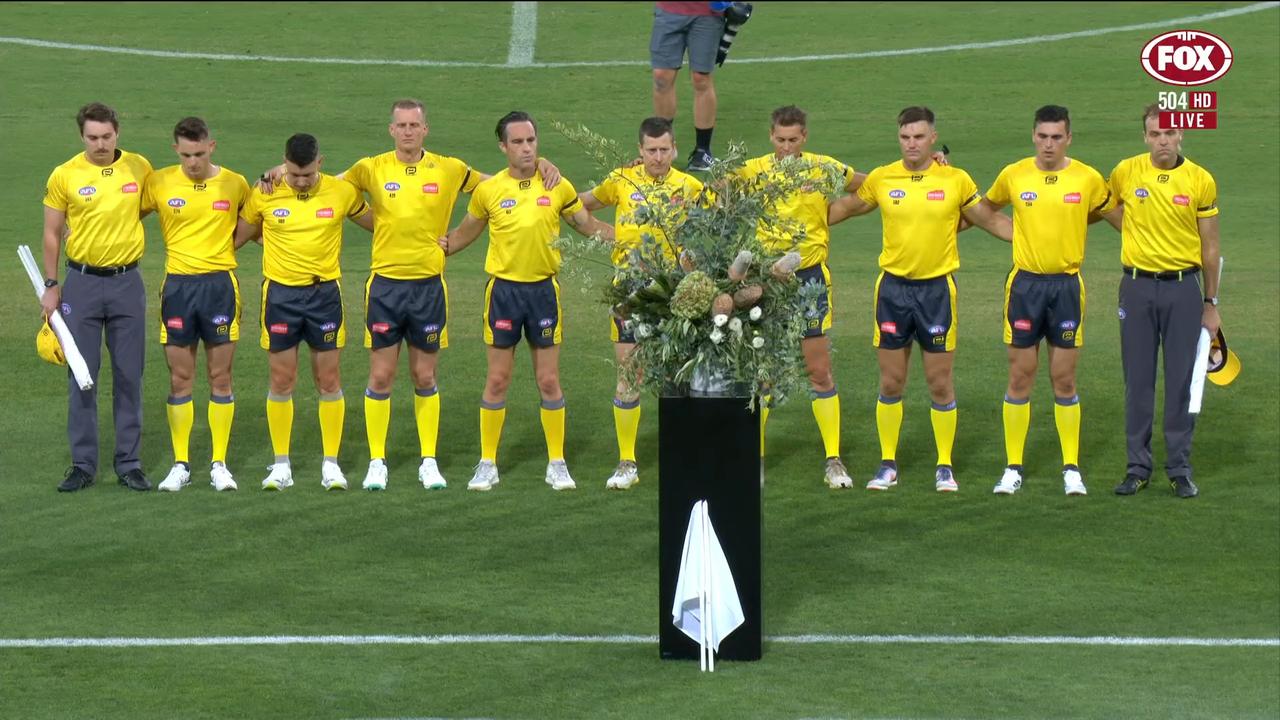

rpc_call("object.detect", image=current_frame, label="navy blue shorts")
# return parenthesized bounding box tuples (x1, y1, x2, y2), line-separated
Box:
(260, 279, 344, 352)
(159, 271, 240, 346)
(873, 271, 956, 352)
(1004, 269, 1084, 348)
(364, 274, 448, 352)
(484, 277, 561, 348)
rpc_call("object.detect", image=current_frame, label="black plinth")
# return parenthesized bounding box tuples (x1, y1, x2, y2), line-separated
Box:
(658, 395, 762, 661)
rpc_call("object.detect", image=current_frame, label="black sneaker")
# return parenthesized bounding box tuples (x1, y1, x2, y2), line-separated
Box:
(1114, 474, 1149, 495)
(57, 466, 95, 493)
(117, 468, 152, 492)
(1171, 476, 1199, 499)
(687, 148, 714, 172)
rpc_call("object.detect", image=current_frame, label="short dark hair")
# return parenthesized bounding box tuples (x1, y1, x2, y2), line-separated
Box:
(770, 105, 807, 129)
(1141, 103, 1162, 129)
(496, 111, 536, 141)
(77, 102, 118, 133)
(638, 116, 673, 143)
(897, 106, 935, 127)
(1034, 104, 1071, 132)
(173, 116, 210, 143)
(284, 133, 319, 166)
(391, 98, 426, 121)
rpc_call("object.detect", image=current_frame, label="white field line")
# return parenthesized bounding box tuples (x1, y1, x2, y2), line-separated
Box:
(0, 3, 1274, 69)
(506, 2, 538, 67)
(0, 632, 1276, 649)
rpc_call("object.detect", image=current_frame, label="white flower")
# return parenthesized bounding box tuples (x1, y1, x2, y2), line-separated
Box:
(635, 323, 652, 339)
(713, 313, 728, 327)
(749, 306, 763, 321)
(710, 328, 725, 344)
(751, 336, 765, 349)
(728, 317, 743, 335)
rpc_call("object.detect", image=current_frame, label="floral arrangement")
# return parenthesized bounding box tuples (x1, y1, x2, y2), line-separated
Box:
(553, 122, 846, 408)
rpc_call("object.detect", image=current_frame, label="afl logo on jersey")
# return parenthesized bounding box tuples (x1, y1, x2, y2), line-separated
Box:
(888, 189, 906, 199)
(1135, 188, 1150, 199)
(273, 209, 291, 218)
(384, 182, 401, 192)
(167, 198, 187, 208)
(499, 199, 517, 209)
(630, 191, 645, 202)
(78, 186, 97, 196)
(1020, 191, 1038, 202)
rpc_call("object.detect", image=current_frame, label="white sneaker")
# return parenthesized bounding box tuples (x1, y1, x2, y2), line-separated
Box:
(824, 457, 853, 489)
(866, 463, 898, 491)
(994, 467, 1023, 495)
(210, 462, 237, 491)
(468, 460, 499, 491)
(935, 465, 959, 493)
(419, 457, 447, 490)
(158, 464, 191, 492)
(1064, 468, 1088, 496)
(362, 459, 388, 491)
(606, 460, 639, 490)
(545, 459, 577, 491)
(321, 460, 348, 491)
(262, 462, 293, 491)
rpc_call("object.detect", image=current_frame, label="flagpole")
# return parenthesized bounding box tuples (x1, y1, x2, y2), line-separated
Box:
(697, 501, 708, 671)
(703, 500, 714, 672)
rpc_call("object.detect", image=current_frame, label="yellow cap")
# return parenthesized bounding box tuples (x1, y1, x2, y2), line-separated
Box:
(1207, 328, 1240, 386)
(37, 318, 67, 366)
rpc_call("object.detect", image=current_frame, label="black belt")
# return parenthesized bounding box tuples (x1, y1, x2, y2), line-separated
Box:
(1123, 266, 1198, 281)
(68, 260, 138, 276)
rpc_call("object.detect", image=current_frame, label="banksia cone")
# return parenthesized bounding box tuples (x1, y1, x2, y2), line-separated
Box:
(727, 250, 753, 282)
(733, 284, 764, 309)
(770, 252, 802, 281)
(711, 293, 734, 318)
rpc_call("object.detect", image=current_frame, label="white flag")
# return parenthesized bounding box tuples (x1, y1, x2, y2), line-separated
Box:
(671, 500, 745, 659)
(1188, 327, 1210, 414)
(18, 245, 93, 390)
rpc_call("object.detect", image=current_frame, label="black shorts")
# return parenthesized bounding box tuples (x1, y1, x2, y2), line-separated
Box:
(159, 271, 241, 346)
(796, 263, 834, 338)
(484, 276, 562, 348)
(1004, 269, 1084, 348)
(364, 274, 448, 352)
(259, 279, 345, 352)
(611, 313, 636, 344)
(873, 271, 956, 352)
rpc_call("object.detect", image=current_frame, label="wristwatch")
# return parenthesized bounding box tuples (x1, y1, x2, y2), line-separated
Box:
(1204, 296, 1219, 306)
(43, 278, 58, 288)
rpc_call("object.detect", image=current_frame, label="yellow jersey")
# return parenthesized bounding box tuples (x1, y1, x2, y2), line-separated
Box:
(739, 152, 856, 268)
(467, 170, 582, 282)
(43, 150, 153, 267)
(343, 150, 480, 279)
(144, 165, 250, 274)
(856, 160, 981, 279)
(240, 174, 369, 286)
(986, 157, 1116, 275)
(1108, 154, 1218, 272)
(590, 164, 703, 267)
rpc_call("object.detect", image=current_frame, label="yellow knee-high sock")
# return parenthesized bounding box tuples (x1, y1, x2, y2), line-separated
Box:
(613, 397, 641, 462)
(415, 386, 440, 458)
(811, 388, 841, 459)
(167, 395, 194, 465)
(1003, 395, 1031, 468)
(208, 394, 235, 464)
(480, 401, 506, 462)
(266, 394, 294, 461)
(760, 394, 772, 458)
(931, 400, 957, 467)
(1055, 395, 1081, 468)
(876, 395, 903, 462)
(318, 392, 345, 461)
(364, 388, 391, 461)
(541, 397, 566, 461)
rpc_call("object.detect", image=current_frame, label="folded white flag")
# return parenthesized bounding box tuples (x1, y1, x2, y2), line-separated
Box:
(1188, 327, 1210, 414)
(671, 500, 745, 653)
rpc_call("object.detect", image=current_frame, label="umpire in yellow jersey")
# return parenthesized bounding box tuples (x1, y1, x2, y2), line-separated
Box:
(443, 111, 614, 493)
(41, 103, 154, 492)
(1106, 105, 1222, 499)
(235, 134, 374, 492)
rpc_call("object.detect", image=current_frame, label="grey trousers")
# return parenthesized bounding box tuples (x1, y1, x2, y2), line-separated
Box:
(1118, 271, 1202, 480)
(60, 268, 146, 476)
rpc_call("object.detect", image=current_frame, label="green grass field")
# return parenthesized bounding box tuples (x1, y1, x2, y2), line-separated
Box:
(1, 3, 1277, 718)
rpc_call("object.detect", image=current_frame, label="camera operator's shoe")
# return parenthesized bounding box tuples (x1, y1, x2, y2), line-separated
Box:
(118, 469, 152, 492)
(1171, 476, 1199, 499)
(687, 149, 715, 172)
(1114, 474, 1148, 496)
(58, 466, 94, 493)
